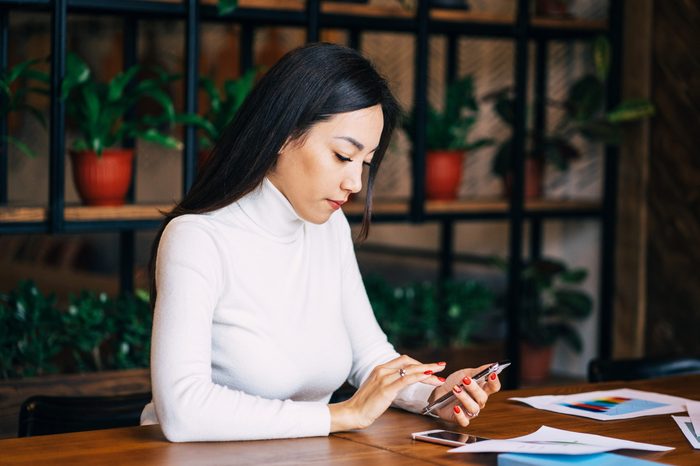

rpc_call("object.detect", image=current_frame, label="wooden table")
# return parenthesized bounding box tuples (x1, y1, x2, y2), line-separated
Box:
(2, 375, 699, 465)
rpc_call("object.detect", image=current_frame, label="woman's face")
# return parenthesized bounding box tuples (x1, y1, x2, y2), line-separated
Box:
(268, 104, 384, 224)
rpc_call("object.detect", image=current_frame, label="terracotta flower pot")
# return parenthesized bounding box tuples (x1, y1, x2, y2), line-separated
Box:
(70, 148, 134, 206)
(519, 341, 553, 384)
(425, 149, 465, 201)
(503, 158, 544, 200)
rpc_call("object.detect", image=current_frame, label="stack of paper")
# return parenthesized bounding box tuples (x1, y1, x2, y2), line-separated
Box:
(509, 389, 689, 421)
(448, 426, 673, 455)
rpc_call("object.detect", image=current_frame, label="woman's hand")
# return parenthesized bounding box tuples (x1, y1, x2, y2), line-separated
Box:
(426, 364, 502, 427)
(329, 354, 446, 432)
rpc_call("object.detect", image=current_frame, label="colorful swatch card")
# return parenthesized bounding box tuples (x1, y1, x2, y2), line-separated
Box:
(672, 415, 700, 449)
(510, 388, 691, 421)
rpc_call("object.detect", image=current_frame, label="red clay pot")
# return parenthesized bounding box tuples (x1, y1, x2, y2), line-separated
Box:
(70, 148, 134, 206)
(504, 157, 544, 200)
(425, 149, 465, 200)
(519, 341, 554, 384)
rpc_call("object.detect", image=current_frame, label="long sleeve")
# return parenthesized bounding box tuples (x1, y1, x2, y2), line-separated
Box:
(150, 218, 331, 442)
(337, 215, 434, 413)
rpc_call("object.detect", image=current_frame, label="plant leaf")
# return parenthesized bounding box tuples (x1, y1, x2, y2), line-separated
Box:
(593, 35, 611, 82)
(134, 128, 183, 150)
(1, 135, 38, 158)
(62, 53, 91, 99)
(107, 65, 141, 102)
(199, 77, 221, 115)
(567, 74, 604, 121)
(218, 0, 237, 15)
(606, 99, 655, 123)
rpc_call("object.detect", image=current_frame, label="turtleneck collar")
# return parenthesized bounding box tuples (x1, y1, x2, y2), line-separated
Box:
(235, 177, 305, 242)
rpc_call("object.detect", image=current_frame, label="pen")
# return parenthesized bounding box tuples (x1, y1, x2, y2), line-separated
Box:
(422, 360, 511, 416)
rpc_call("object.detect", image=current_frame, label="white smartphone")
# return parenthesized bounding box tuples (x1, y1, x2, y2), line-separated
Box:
(412, 429, 490, 447)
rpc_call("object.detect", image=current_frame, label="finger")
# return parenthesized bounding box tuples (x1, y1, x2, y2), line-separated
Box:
(452, 384, 481, 417)
(461, 376, 489, 409)
(390, 368, 437, 390)
(483, 372, 501, 395)
(451, 404, 471, 427)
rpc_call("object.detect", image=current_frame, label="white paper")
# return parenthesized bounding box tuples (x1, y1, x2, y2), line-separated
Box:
(448, 425, 674, 455)
(509, 388, 690, 421)
(686, 400, 700, 434)
(673, 415, 700, 449)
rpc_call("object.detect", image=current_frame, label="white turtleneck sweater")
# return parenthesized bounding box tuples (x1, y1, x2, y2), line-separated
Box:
(141, 178, 434, 442)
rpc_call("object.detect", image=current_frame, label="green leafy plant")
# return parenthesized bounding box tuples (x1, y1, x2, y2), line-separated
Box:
(109, 290, 152, 370)
(217, 0, 237, 15)
(365, 275, 494, 349)
(0, 58, 50, 157)
(493, 257, 593, 352)
(62, 52, 183, 155)
(0, 281, 62, 378)
(486, 37, 655, 180)
(0, 281, 153, 379)
(403, 75, 495, 151)
(195, 68, 257, 150)
(62, 291, 114, 372)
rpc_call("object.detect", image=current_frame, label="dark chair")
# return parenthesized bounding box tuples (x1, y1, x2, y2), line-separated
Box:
(588, 357, 700, 383)
(18, 392, 152, 437)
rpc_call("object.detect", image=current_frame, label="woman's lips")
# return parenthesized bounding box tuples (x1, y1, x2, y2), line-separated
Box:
(327, 199, 346, 210)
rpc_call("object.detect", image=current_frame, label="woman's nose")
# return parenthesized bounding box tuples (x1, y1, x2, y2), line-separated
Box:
(340, 162, 363, 194)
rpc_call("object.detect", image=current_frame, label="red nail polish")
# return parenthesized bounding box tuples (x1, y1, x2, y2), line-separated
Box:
(463, 377, 472, 385)
(437, 377, 446, 382)
(490, 373, 497, 381)
(437, 361, 447, 366)
(424, 370, 433, 375)
(454, 405, 461, 414)
(453, 385, 462, 393)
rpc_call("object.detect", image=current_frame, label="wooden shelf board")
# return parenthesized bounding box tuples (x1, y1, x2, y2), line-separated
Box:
(64, 204, 172, 221)
(430, 9, 514, 25)
(0, 204, 174, 223)
(344, 199, 601, 217)
(1, 199, 599, 224)
(531, 16, 607, 31)
(0, 206, 45, 223)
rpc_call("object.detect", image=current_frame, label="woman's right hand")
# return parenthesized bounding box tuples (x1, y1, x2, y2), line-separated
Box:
(329, 354, 446, 432)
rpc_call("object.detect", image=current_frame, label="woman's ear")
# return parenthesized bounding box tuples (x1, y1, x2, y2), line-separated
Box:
(278, 136, 294, 156)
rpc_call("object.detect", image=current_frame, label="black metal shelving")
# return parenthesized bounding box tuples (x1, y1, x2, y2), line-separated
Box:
(0, 0, 620, 388)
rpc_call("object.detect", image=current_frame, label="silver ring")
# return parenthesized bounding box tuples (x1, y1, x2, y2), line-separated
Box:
(399, 368, 407, 377)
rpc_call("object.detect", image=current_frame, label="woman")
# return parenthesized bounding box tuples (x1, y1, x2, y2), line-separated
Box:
(141, 42, 500, 442)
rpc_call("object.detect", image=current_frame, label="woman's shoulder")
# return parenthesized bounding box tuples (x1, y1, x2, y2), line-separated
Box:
(161, 213, 224, 247)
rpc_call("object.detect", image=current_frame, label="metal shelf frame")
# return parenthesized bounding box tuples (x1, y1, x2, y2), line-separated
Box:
(0, 0, 621, 388)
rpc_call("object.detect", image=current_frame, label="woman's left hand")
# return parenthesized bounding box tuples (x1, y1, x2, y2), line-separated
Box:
(426, 364, 501, 427)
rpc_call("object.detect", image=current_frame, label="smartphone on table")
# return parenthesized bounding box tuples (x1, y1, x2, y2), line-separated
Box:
(412, 429, 490, 447)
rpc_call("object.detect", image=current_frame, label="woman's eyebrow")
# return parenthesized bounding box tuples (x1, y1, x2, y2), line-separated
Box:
(334, 136, 378, 153)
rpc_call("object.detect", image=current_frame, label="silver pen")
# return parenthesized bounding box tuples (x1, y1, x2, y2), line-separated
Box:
(422, 360, 511, 416)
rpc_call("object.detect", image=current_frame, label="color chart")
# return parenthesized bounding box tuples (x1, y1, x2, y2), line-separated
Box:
(560, 396, 668, 416)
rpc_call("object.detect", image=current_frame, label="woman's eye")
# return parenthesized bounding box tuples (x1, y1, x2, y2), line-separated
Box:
(335, 153, 352, 162)
(363, 161, 372, 168)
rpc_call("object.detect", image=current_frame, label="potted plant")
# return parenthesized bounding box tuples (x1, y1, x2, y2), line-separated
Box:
(494, 257, 593, 383)
(0, 58, 50, 158)
(404, 75, 494, 200)
(62, 52, 184, 206)
(195, 68, 257, 168)
(486, 38, 655, 200)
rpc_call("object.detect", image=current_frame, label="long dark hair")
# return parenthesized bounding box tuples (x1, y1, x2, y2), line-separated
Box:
(149, 42, 400, 308)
